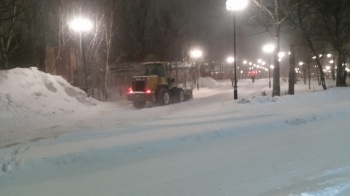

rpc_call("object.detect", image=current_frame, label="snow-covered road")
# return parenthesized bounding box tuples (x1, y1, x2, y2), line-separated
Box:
(1, 68, 350, 195)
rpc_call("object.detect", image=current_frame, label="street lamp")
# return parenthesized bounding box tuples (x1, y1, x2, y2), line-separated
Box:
(262, 43, 275, 88)
(69, 17, 93, 95)
(226, 0, 248, 100)
(190, 49, 203, 90)
(190, 49, 203, 59)
(227, 56, 235, 64)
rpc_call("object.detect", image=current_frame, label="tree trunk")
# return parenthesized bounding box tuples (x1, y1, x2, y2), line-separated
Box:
(288, 45, 295, 95)
(331, 55, 335, 81)
(307, 60, 311, 89)
(336, 51, 347, 87)
(303, 62, 306, 84)
(1, 53, 9, 69)
(272, 0, 281, 97)
(318, 60, 327, 90)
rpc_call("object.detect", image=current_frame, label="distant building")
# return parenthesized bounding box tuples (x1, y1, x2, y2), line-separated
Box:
(45, 47, 79, 85)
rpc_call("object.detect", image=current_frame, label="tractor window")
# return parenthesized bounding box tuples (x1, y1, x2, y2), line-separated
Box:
(145, 64, 165, 77)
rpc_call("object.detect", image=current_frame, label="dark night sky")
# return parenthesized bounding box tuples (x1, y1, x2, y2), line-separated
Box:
(155, 0, 280, 62)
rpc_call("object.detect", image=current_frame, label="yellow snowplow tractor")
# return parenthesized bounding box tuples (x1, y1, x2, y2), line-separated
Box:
(127, 62, 193, 108)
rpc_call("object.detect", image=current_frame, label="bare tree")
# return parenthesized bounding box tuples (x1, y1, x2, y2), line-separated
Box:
(111, 0, 157, 61)
(293, 0, 328, 90)
(21, 0, 46, 69)
(0, 0, 32, 69)
(87, 0, 120, 101)
(44, 0, 78, 74)
(154, 3, 187, 61)
(251, 0, 298, 96)
(314, 0, 350, 87)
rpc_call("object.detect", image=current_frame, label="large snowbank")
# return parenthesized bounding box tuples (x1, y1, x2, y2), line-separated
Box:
(198, 76, 222, 88)
(0, 67, 98, 131)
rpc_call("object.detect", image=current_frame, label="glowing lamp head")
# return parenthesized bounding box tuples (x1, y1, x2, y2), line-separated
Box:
(226, 0, 249, 11)
(69, 17, 93, 32)
(262, 44, 275, 53)
(190, 49, 203, 58)
(227, 56, 235, 63)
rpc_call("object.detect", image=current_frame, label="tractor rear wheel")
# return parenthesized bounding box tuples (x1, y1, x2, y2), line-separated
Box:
(176, 88, 185, 102)
(157, 88, 170, 105)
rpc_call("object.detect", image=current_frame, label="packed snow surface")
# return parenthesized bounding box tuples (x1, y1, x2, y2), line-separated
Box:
(1, 68, 350, 196)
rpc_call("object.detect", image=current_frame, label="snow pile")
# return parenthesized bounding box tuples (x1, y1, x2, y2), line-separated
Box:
(251, 95, 279, 103)
(198, 77, 221, 88)
(0, 67, 98, 131)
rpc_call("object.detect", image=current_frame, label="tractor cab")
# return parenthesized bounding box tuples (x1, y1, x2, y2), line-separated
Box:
(143, 62, 175, 86)
(144, 63, 166, 77)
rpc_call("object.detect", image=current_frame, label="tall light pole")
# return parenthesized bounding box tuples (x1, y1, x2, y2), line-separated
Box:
(69, 17, 93, 94)
(190, 49, 203, 90)
(226, 0, 248, 100)
(299, 61, 306, 84)
(262, 44, 275, 88)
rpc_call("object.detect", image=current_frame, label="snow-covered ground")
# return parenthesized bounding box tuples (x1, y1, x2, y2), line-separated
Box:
(1, 67, 350, 196)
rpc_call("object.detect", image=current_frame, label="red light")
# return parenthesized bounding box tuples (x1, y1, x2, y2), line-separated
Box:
(128, 87, 133, 93)
(145, 89, 151, 93)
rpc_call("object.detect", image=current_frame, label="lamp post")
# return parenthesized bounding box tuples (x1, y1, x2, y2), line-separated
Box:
(69, 17, 93, 94)
(299, 61, 306, 84)
(262, 44, 275, 88)
(190, 49, 203, 90)
(227, 56, 234, 86)
(226, 0, 248, 100)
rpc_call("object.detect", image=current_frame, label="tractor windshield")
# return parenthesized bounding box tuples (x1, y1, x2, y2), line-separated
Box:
(144, 64, 165, 77)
